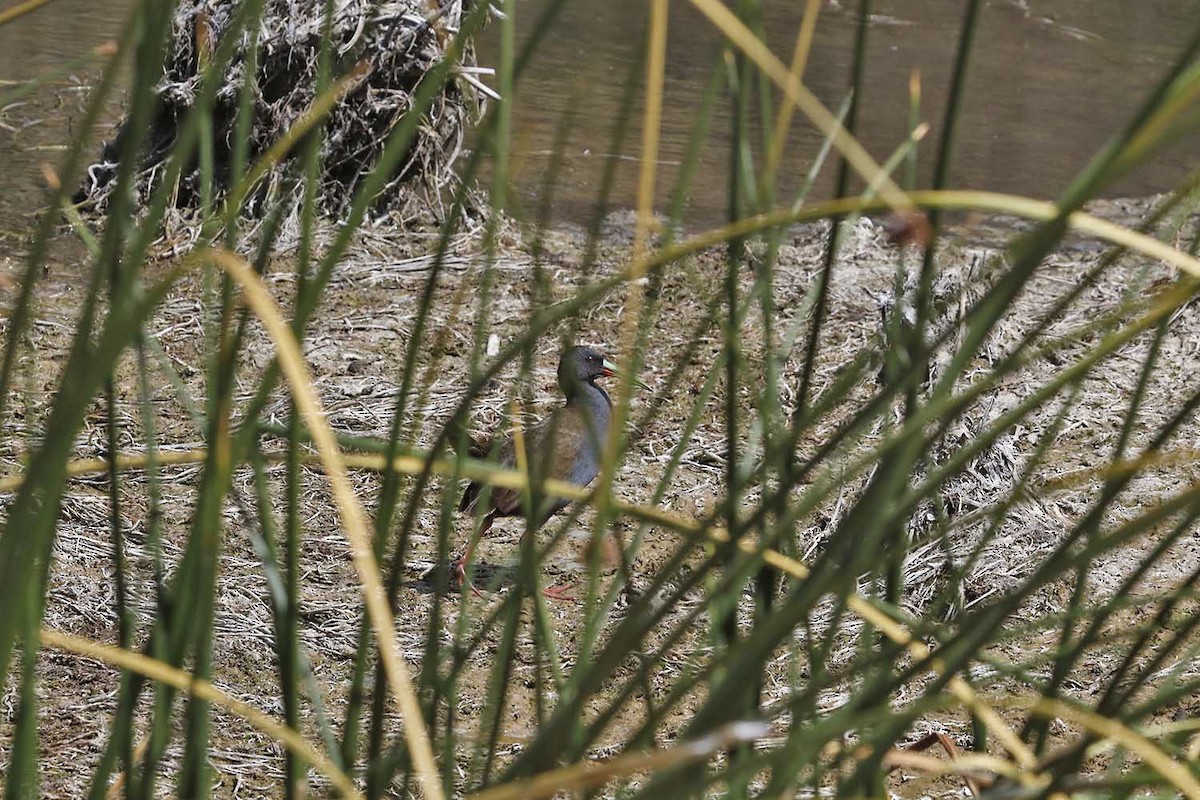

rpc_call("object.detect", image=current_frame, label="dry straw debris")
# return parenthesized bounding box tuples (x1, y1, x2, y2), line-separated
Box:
(75, 0, 482, 223)
(9, 198, 1200, 795)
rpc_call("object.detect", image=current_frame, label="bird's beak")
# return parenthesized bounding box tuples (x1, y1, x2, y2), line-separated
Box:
(602, 359, 651, 392)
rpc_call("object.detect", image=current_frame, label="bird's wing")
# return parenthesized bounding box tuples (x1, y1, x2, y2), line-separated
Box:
(459, 420, 523, 517)
(446, 411, 491, 459)
(547, 407, 595, 487)
(540, 406, 605, 520)
(459, 407, 602, 519)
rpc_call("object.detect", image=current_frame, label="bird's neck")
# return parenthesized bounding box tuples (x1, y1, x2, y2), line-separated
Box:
(568, 379, 612, 416)
(569, 379, 612, 451)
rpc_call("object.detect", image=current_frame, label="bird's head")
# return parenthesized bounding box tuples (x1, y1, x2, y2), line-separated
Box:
(559, 345, 649, 396)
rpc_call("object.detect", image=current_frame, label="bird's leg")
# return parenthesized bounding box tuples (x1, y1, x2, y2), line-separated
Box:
(541, 581, 576, 602)
(450, 541, 482, 597)
(452, 512, 493, 597)
(581, 532, 621, 567)
(538, 533, 622, 603)
(514, 518, 577, 601)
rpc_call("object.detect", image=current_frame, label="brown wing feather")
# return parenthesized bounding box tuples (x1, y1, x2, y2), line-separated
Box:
(459, 432, 518, 516)
(459, 408, 589, 518)
(548, 407, 586, 484)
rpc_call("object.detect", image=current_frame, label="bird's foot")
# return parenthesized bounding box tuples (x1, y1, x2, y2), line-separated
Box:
(541, 581, 576, 602)
(451, 557, 485, 598)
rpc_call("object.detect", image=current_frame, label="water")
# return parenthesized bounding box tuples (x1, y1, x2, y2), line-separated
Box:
(475, 0, 1200, 225)
(2, 0, 1198, 237)
(0, 4, 128, 265)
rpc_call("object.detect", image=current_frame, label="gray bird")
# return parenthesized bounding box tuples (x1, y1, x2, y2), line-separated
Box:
(454, 345, 649, 595)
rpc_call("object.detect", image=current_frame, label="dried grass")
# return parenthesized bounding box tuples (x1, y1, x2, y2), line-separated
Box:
(6, 197, 1200, 795)
(74, 0, 482, 225)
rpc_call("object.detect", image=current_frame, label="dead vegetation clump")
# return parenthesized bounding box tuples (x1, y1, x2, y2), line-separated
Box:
(74, 0, 483, 224)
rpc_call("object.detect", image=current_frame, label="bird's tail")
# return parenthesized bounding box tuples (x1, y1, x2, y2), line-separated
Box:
(459, 480, 481, 514)
(446, 413, 489, 457)
(448, 412, 492, 515)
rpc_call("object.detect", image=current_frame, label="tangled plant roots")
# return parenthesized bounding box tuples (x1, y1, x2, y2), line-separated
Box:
(76, 0, 481, 223)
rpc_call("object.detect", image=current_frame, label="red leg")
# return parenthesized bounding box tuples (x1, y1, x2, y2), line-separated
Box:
(541, 581, 576, 602)
(453, 512, 493, 597)
(451, 541, 484, 597)
(580, 532, 621, 567)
